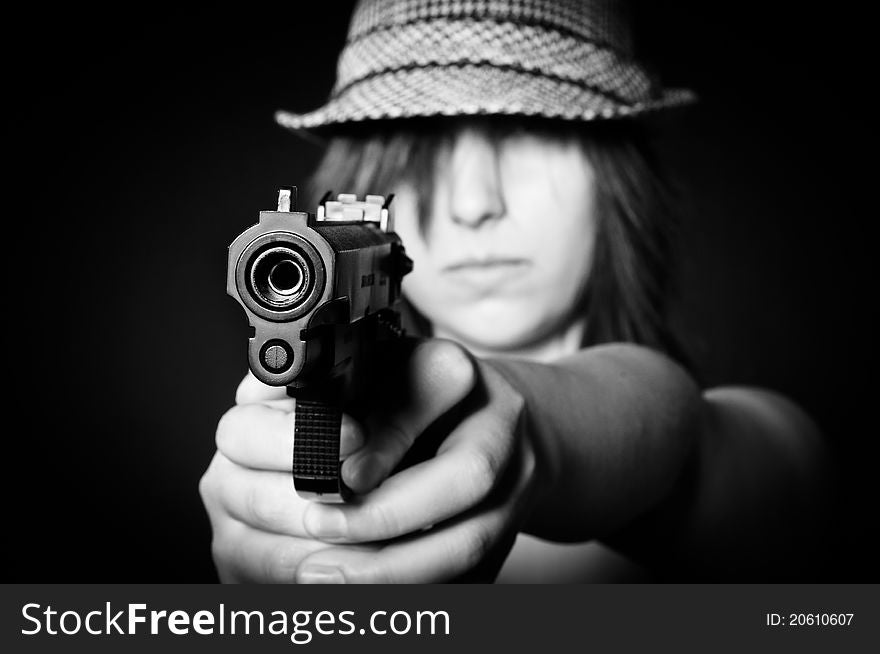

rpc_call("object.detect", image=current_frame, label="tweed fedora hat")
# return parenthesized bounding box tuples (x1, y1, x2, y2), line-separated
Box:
(276, 0, 695, 131)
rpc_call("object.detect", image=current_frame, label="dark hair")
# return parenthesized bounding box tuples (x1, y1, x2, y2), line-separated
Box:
(306, 117, 688, 365)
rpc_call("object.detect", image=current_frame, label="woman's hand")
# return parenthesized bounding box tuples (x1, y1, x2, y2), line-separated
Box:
(294, 340, 543, 583)
(200, 339, 546, 583)
(199, 380, 364, 583)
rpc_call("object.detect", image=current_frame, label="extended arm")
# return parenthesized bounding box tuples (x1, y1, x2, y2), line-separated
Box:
(204, 339, 829, 583)
(489, 343, 829, 578)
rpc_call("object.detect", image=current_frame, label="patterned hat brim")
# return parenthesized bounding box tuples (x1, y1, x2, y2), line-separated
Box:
(276, 65, 696, 131)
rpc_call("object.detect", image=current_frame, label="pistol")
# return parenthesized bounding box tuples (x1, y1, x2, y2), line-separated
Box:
(226, 187, 412, 502)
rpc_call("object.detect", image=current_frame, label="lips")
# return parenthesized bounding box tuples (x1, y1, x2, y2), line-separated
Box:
(443, 257, 530, 272)
(441, 257, 532, 291)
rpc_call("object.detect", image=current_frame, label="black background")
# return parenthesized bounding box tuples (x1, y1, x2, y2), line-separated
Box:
(11, 2, 876, 581)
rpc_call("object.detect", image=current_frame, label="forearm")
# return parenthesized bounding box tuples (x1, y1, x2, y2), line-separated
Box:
(489, 343, 830, 577)
(488, 342, 702, 542)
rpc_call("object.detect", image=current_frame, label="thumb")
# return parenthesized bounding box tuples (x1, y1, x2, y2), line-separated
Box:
(342, 338, 477, 494)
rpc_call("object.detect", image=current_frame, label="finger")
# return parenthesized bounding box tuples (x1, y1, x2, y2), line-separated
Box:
(212, 519, 329, 584)
(236, 371, 288, 405)
(339, 414, 368, 458)
(296, 447, 533, 583)
(342, 339, 477, 493)
(304, 365, 522, 543)
(210, 453, 311, 537)
(217, 405, 365, 470)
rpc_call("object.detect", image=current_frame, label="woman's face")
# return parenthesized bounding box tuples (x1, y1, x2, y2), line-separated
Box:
(393, 125, 599, 352)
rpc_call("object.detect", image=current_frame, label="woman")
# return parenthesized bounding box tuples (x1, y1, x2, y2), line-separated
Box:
(200, 0, 827, 582)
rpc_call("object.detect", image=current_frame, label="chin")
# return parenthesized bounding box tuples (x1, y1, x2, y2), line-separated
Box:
(438, 303, 559, 353)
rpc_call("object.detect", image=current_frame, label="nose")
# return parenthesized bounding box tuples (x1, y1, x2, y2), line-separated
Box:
(447, 130, 506, 228)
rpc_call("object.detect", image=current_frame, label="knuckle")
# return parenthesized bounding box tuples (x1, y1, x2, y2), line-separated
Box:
(210, 532, 236, 570)
(507, 388, 526, 416)
(439, 341, 477, 387)
(462, 448, 499, 502)
(215, 406, 239, 454)
(422, 339, 477, 394)
(384, 421, 414, 456)
(364, 502, 401, 540)
(461, 524, 494, 570)
(199, 455, 223, 505)
(198, 470, 214, 504)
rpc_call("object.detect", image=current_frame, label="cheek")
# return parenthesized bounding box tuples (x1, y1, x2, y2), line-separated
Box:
(530, 213, 596, 304)
(501, 140, 598, 306)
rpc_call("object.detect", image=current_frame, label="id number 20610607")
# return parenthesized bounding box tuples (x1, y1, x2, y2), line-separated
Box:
(765, 613, 854, 627)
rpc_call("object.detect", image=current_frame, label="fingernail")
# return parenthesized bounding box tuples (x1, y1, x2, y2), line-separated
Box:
(304, 506, 347, 540)
(298, 565, 345, 584)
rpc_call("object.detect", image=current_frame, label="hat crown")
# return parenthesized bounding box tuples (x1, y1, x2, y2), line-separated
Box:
(333, 0, 648, 102)
(348, 0, 633, 54)
(275, 0, 694, 130)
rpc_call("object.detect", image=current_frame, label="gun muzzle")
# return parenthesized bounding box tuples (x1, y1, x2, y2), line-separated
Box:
(227, 188, 411, 503)
(249, 245, 312, 310)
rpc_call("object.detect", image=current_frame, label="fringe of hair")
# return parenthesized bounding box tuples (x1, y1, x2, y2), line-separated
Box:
(305, 117, 688, 366)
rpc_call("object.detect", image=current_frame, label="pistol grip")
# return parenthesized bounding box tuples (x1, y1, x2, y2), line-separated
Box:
(292, 399, 351, 503)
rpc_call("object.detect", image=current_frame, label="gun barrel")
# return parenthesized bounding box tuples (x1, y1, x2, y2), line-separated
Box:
(249, 245, 312, 310)
(227, 189, 412, 502)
